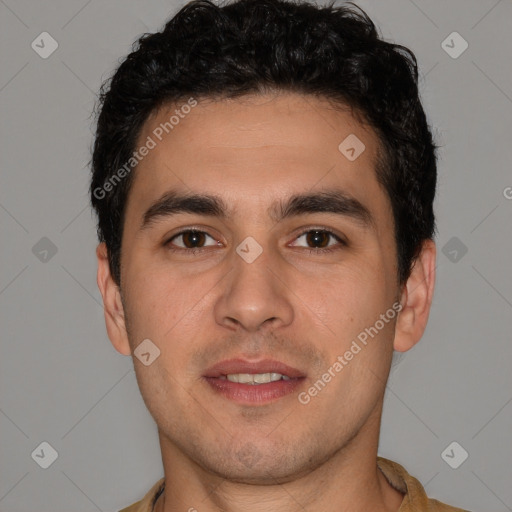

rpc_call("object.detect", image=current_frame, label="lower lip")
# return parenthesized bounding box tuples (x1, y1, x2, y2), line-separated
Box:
(203, 377, 305, 405)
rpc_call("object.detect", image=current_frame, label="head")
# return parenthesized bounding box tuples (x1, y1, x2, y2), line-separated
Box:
(92, 0, 436, 484)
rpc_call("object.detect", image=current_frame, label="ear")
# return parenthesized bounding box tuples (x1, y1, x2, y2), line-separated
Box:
(96, 242, 131, 356)
(393, 239, 436, 352)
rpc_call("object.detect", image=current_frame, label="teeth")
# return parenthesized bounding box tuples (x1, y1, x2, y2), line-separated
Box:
(225, 373, 291, 384)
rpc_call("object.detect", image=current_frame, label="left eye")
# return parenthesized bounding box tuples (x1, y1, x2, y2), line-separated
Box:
(167, 230, 220, 249)
(291, 230, 344, 250)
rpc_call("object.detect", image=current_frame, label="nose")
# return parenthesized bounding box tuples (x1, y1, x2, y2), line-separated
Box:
(213, 244, 294, 332)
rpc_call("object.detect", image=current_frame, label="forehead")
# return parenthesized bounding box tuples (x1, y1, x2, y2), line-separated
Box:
(126, 93, 388, 223)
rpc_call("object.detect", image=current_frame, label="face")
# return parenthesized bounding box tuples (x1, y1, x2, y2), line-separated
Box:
(100, 93, 412, 484)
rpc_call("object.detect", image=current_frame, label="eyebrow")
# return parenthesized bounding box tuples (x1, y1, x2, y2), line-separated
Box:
(140, 188, 374, 231)
(271, 189, 374, 228)
(141, 191, 228, 231)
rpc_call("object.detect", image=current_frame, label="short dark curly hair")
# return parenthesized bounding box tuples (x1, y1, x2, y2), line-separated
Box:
(90, 0, 437, 287)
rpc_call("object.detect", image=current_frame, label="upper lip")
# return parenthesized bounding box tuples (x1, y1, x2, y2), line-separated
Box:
(203, 358, 306, 378)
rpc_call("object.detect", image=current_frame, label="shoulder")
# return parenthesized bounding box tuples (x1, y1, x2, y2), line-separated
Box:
(377, 457, 471, 512)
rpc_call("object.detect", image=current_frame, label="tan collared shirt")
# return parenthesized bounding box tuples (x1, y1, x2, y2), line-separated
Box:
(119, 457, 471, 512)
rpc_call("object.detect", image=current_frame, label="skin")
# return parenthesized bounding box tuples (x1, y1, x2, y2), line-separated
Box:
(96, 92, 436, 512)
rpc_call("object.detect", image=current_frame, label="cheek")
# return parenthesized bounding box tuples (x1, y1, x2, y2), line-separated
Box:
(309, 283, 396, 408)
(132, 359, 187, 433)
(123, 264, 198, 331)
(307, 269, 397, 393)
(306, 265, 390, 336)
(122, 268, 212, 386)
(126, 274, 202, 416)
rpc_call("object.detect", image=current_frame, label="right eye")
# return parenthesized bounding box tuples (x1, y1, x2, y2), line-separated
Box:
(165, 229, 221, 253)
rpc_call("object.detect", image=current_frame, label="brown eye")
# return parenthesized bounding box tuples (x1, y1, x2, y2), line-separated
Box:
(167, 230, 219, 250)
(292, 229, 344, 251)
(305, 230, 331, 248)
(181, 231, 206, 248)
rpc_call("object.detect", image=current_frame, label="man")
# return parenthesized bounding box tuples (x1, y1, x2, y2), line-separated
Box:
(90, 0, 470, 510)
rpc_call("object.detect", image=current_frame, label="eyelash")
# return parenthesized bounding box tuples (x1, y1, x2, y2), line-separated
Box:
(294, 227, 347, 254)
(164, 227, 347, 255)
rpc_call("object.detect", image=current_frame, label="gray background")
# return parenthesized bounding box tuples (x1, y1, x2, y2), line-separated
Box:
(1, 0, 511, 511)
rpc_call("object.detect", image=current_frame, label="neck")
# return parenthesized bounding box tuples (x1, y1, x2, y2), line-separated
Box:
(154, 404, 404, 512)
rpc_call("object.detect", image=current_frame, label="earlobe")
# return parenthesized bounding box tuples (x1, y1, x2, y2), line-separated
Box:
(96, 242, 132, 356)
(393, 239, 436, 353)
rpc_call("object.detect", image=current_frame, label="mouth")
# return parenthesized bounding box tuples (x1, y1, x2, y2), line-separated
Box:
(202, 358, 306, 405)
